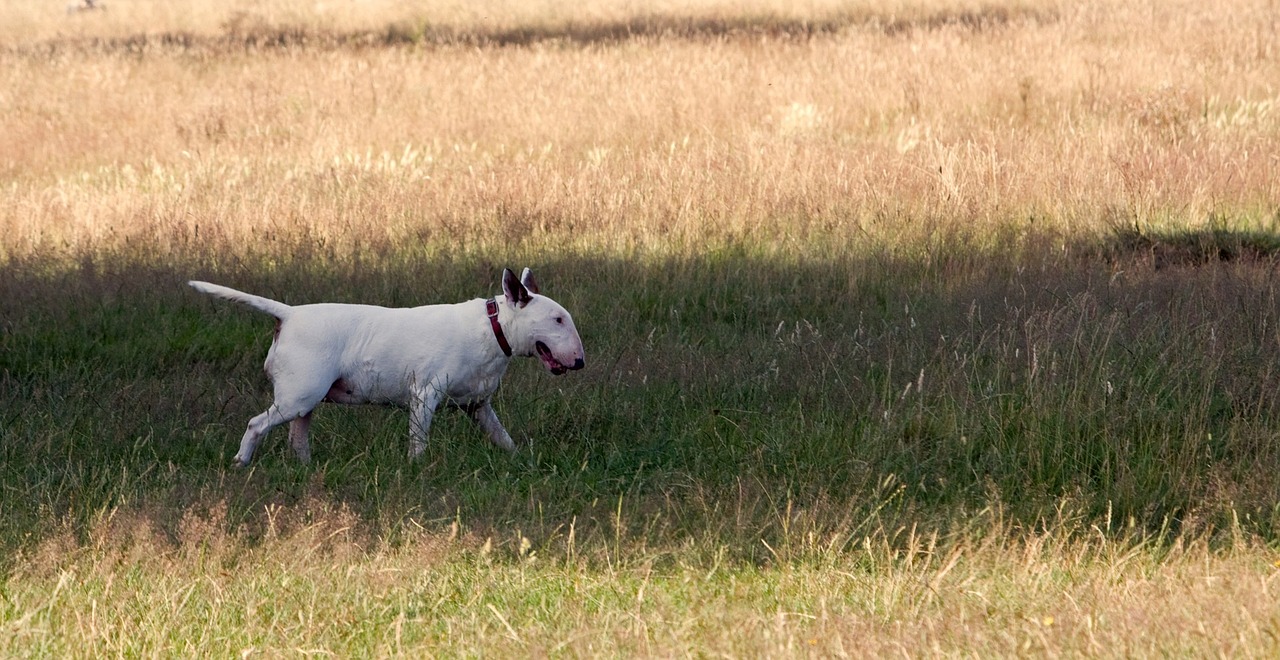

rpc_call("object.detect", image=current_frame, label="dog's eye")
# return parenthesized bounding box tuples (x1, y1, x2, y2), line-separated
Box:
(555, 317, 564, 324)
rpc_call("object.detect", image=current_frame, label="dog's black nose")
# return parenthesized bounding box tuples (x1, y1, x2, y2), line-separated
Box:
(571, 357, 585, 370)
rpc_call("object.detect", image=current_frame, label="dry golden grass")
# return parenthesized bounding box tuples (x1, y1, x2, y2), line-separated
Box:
(6, 503, 1280, 656)
(4, 0, 1277, 265)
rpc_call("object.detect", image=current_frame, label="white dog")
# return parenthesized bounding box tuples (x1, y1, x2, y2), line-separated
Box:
(189, 268, 584, 466)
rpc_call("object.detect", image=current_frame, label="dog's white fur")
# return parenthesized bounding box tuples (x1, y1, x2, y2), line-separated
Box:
(190, 268, 584, 466)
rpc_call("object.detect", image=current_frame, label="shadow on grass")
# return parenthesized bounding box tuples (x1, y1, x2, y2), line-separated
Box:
(3, 228, 1280, 565)
(1104, 223, 1280, 269)
(11, 4, 1058, 58)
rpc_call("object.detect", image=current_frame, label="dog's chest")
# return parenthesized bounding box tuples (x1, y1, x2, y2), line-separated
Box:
(340, 351, 508, 405)
(458, 372, 502, 401)
(442, 359, 508, 403)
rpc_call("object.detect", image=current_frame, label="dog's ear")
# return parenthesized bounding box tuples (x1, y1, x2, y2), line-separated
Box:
(502, 268, 533, 308)
(519, 267, 540, 295)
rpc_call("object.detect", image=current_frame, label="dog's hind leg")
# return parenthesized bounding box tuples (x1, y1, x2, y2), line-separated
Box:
(289, 412, 313, 463)
(242, 369, 333, 465)
(235, 386, 325, 466)
(469, 400, 516, 451)
(235, 404, 290, 467)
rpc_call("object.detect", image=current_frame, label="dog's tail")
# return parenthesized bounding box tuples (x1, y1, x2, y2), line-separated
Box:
(188, 281, 293, 320)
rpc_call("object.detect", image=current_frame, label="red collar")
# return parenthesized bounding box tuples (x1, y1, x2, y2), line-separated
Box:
(486, 298, 512, 357)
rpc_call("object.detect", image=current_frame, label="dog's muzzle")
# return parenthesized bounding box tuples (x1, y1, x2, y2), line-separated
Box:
(536, 341, 584, 375)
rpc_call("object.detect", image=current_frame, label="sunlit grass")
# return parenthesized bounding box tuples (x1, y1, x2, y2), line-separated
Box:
(4, 0, 1278, 266)
(5, 502, 1279, 656)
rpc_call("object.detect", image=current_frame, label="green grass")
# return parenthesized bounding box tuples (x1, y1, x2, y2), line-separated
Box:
(6, 230, 1280, 557)
(7, 217, 1280, 657)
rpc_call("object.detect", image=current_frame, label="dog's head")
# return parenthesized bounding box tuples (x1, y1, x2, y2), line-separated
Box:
(502, 268, 585, 375)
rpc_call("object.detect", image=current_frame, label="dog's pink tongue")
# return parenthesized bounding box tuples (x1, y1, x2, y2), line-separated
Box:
(537, 344, 567, 374)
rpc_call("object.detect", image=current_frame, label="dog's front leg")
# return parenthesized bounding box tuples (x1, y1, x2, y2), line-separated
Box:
(408, 383, 444, 459)
(469, 399, 516, 451)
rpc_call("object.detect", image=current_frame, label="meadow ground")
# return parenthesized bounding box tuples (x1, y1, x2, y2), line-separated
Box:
(3, 0, 1280, 655)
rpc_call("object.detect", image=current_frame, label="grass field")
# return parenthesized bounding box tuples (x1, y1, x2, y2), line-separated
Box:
(4, 0, 1280, 655)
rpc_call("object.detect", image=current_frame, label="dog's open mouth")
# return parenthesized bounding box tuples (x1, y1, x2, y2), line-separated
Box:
(536, 341, 570, 375)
